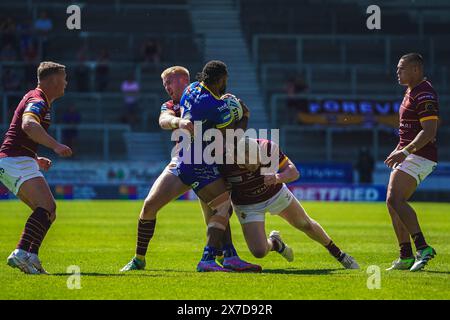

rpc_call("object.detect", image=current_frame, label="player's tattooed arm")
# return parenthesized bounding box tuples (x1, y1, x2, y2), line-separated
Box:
(22, 115, 72, 157)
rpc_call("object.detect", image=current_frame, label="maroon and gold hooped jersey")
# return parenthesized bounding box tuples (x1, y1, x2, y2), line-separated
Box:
(398, 80, 439, 162)
(0, 88, 51, 159)
(219, 139, 289, 205)
(160, 100, 181, 119)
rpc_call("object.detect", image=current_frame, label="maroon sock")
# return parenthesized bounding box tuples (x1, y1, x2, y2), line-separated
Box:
(399, 242, 413, 259)
(29, 226, 51, 254)
(412, 232, 428, 250)
(17, 207, 52, 253)
(136, 218, 156, 257)
(325, 241, 343, 259)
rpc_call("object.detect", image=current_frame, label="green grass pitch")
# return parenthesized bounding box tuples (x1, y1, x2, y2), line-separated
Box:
(0, 200, 449, 300)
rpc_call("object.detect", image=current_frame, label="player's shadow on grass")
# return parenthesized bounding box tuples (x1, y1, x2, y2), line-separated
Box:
(50, 272, 166, 278)
(422, 270, 450, 275)
(262, 268, 341, 275)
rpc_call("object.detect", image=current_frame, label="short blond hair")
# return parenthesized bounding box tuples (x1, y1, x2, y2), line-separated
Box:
(160, 66, 190, 80)
(37, 61, 66, 82)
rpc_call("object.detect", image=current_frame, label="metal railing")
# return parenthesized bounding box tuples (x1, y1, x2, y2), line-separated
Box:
(0, 1, 191, 16)
(1, 91, 161, 129)
(0, 123, 131, 161)
(260, 63, 449, 96)
(252, 34, 449, 70)
(280, 126, 450, 163)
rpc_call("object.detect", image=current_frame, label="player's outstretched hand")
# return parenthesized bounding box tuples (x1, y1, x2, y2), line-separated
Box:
(179, 119, 194, 135)
(54, 143, 73, 157)
(36, 157, 52, 171)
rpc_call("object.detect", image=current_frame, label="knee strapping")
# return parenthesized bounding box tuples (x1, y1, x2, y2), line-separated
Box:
(207, 193, 231, 230)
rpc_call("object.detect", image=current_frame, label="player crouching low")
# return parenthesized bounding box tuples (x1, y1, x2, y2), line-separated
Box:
(219, 138, 360, 269)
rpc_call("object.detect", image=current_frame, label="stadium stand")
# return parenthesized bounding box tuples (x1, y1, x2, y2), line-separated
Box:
(240, 0, 450, 162)
(0, 0, 203, 161)
(0, 0, 449, 165)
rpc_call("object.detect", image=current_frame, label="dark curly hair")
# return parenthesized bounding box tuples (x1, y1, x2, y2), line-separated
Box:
(196, 60, 228, 85)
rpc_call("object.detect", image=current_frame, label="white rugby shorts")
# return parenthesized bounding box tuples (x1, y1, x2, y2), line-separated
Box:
(165, 156, 181, 177)
(0, 156, 43, 195)
(233, 184, 294, 225)
(394, 154, 437, 185)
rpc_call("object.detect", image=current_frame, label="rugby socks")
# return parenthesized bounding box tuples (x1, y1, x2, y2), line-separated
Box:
(17, 207, 52, 254)
(201, 246, 218, 261)
(399, 242, 413, 259)
(325, 240, 343, 260)
(412, 232, 428, 251)
(223, 244, 238, 258)
(135, 218, 156, 259)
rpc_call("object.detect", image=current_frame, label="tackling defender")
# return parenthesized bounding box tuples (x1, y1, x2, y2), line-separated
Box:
(219, 138, 360, 269)
(0, 61, 72, 274)
(120, 66, 260, 272)
(385, 53, 439, 272)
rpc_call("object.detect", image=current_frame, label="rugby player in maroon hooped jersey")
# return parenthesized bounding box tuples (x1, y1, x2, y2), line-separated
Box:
(0, 61, 72, 274)
(120, 66, 261, 272)
(385, 53, 439, 272)
(219, 138, 360, 269)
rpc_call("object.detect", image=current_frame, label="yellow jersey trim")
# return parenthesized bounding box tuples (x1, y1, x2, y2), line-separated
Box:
(419, 116, 438, 122)
(279, 157, 289, 169)
(216, 118, 233, 129)
(200, 82, 221, 100)
(23, 113, 41, 123)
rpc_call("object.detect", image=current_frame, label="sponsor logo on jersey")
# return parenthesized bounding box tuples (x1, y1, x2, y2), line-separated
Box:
(217, 103, 229, 112)
(417, 94, 435, 101)
(25, 102, 44, 114)
(191, 181, 199, 189)
(425, 103, 437, 112)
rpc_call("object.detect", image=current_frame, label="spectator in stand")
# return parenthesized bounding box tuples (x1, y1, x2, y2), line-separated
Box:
(95, 49, 110, 92)
(141, 39, 161, 64)
(120, 73, 140, 128)
(0, 17, 17, 46)
(0, 43, 18, 61)
(2, 68, 21, 92)
(61, 105, 82, 155)
(17, 18, 35, 55)
(34, 11, 53, 33)
(34, 11, 53, 59)
(75, 45, 91, 92)
(22, 39, 40, 90)
(286, 74, 308, 97)
(355, 147, 375, 184)
(286, 74, 309, 124)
